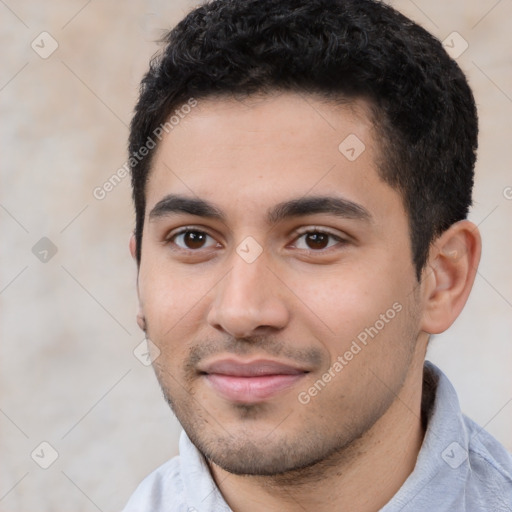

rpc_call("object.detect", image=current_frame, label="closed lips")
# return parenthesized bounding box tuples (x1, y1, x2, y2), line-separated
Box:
(198, 358, 310, 403)
(199, 359, 308, 377)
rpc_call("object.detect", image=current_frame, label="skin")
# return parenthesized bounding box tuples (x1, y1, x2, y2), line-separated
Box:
(130, 92, 481, 512)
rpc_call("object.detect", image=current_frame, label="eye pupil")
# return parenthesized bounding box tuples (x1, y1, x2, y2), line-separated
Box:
(184, 231, 206, 249)
(306, 232, 329, 249)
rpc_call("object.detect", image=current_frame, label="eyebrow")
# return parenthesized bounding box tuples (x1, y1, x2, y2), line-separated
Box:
(149, 193, 372, 224)
(267, 195, 371, 224)
(149, 194, 225, 221)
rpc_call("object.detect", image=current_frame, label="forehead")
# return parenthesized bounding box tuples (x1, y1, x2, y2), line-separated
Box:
(145, 92, 404, 225)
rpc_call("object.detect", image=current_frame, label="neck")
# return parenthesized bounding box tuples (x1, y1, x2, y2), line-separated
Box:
(208, 358, 427, 512)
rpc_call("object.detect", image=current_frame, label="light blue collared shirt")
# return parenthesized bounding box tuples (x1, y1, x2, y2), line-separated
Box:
(122, 361, 512, 511)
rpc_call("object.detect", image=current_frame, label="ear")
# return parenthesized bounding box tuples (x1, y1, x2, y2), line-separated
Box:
(129, 233, 146, 332)
(420, 220, 481, 334)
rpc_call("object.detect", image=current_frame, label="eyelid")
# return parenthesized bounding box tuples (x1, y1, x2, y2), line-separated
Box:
(291, 226, 350, 244)
(166, 225, 214, 238)
(293, 225, 345, 238)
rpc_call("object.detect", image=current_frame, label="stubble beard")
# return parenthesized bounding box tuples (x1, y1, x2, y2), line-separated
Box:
(147, 299, 420, 481)
(152, 358, 399, 479)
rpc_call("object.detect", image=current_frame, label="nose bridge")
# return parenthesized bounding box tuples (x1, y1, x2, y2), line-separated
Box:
(207, 248, 289, 337)
(227, 250, 263, 297)
(220, 249, 271, 315)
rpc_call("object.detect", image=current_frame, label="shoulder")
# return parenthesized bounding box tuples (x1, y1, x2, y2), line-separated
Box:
(121, 431, 231, 512)
(121, 455, 190, 512)
(464, 414, 512, 508)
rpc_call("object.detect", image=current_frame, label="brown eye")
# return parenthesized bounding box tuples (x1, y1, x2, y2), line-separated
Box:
(183, 231, 207, 249)
(304, 232, 330, 250)
(293, 230, 344, 251)
(171, 230, 217, 250)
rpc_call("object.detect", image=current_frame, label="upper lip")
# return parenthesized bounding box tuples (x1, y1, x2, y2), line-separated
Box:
(199, 358, 309, 377)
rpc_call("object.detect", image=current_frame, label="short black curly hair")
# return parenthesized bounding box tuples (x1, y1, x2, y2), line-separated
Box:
(129, 0, 478, 279)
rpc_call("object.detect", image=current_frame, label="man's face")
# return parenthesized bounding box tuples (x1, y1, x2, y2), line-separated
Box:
(134, 93, 425, 475)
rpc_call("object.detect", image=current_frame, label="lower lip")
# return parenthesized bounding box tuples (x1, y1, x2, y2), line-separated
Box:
(205, 374, 305, 403)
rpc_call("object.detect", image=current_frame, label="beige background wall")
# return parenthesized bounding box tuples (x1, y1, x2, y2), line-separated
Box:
(1, 0, 511, 510)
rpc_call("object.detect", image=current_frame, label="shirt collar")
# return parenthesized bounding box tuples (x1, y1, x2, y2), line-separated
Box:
(380, 360, 471, 510)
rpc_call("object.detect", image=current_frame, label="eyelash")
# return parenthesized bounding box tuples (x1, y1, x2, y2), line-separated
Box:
(165, 226, 347, 254)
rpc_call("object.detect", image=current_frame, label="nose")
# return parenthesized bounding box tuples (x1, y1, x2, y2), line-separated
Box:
(206, 251, 290, 339)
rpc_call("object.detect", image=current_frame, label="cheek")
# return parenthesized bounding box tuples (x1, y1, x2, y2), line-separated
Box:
(138, 263, 212, 336)
(289, 266, 394, 331)
(290, 260, 413, 364)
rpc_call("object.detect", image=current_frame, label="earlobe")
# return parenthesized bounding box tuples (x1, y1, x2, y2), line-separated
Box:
(420, 220, 481, 334)
(136, 312, 147, 332)
(129, 233, 137, 261)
